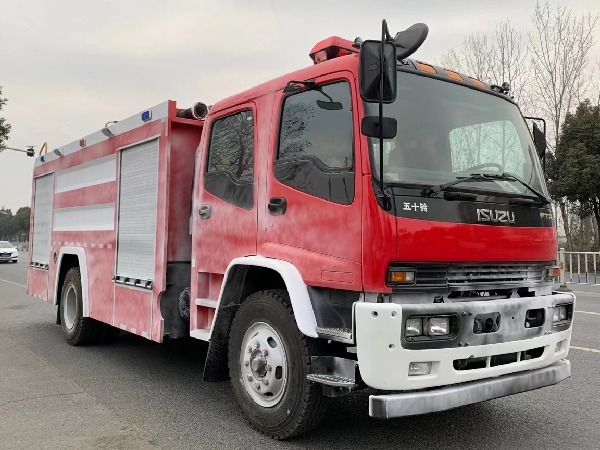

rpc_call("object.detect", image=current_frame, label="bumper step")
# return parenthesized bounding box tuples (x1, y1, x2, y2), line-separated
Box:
(306, 373, 356, 387)
(370, 360, 571, 419)
(315, 327, 353, 343)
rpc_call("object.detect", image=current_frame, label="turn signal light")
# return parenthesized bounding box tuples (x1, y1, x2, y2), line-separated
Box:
(389, 270, 415, 283)
(547, 266, 560, 278)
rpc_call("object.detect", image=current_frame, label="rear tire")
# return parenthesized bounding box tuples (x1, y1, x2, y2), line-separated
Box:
(59, 267, 100, 346)
(228, 290, 328, 439)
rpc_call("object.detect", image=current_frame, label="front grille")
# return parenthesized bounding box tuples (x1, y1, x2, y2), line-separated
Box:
(447, 264, 547, 287)
(389, 262, 553, 290)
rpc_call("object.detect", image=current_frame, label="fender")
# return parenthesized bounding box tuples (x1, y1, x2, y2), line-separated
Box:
(54, 247, 90, 317)
(211, 256, 318, 337)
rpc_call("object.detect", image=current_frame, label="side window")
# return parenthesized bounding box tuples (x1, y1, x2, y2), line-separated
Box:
(276, 81, 354, 205)
(205, 110, 254, 210)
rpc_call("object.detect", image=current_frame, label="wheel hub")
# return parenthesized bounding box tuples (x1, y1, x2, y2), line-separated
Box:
(239, 322, 287, 408)
(250, 350, 268, 378)
(63, 285, 77, 331)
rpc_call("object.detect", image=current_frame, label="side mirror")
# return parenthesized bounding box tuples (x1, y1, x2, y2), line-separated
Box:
(394, 23, 429, 60)
(359, 40, 397, 103)
(533, 122, 546, 158)
(361, 116, 397, 139)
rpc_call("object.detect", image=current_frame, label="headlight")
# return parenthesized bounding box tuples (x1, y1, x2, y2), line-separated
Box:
(426, 317, 450, 336)
(405, 315, 455, 339)
(11, 251, 18, 256)
(405, 318, 423, 337)
(553, 305, 567, 323)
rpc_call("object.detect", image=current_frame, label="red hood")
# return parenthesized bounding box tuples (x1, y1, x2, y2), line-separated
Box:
(396, 216, 557, 262)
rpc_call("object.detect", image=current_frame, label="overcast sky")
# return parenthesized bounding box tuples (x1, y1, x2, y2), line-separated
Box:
(1, 0, 598, 212)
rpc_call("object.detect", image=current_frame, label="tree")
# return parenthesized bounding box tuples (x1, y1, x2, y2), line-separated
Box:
(14, 207, 31, 241)
(0, 86, 10, 152)
(553, 100, 600, 246)
(438, 19, 530, 105)
(529, 1, 598, 148)
(0, 208, 15, 241)
(528, 1, 598, 249)
(490, 19, 531, 107)
(0, 206, 30, 242)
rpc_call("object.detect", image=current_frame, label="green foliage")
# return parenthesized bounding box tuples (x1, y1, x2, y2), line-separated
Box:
(0, 86, 10, 151)
(554, 100, 600, 203)
(552, 99, 600, 248)
(0, 207, 30, 242)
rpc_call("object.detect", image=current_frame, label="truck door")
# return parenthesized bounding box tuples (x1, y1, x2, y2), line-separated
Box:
(193, 104, 258, 314)
(263, 73, 362, 290)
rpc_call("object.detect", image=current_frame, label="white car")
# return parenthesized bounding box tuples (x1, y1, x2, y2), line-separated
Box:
(0, 241, 18, 263)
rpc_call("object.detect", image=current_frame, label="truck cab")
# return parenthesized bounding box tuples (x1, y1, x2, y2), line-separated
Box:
(190, 32, 573, 435)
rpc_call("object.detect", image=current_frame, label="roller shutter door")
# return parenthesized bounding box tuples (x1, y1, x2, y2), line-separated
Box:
(116, 139, 159, 281)
(31, 174, 54, 266)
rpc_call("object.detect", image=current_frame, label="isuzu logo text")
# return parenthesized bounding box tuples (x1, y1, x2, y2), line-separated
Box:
(477, 208, 515, 224)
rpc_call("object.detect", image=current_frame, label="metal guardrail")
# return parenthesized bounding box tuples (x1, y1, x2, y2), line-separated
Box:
(558, 248, 600, 285)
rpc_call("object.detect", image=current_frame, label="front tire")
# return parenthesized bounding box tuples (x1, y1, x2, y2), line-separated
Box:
(59, 267, 99, 346)
(228, 290, 328, 439)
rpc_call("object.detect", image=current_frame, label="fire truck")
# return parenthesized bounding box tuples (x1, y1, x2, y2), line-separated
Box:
(27, 21, 574, 439)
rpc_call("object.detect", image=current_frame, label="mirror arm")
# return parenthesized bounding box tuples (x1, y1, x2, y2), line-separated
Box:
(543, 153, 546, 173)
(377, 20, 392, 210)
(523, 116, 546, 136)
(284, 79, 317, 94)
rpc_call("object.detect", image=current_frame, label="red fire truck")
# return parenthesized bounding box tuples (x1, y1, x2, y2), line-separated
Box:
(27, 21, 574, 439)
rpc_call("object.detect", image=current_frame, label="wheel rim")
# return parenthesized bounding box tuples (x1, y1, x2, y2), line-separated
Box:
(239, 322, 288, 408)
(63, 285, 77, 330)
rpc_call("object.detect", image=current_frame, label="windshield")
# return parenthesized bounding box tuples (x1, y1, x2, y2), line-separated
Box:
(0, 241, 14, 249)
(367, 71, 547, 197)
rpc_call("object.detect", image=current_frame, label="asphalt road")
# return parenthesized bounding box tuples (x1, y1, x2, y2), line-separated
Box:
(1, 259, 600, 449)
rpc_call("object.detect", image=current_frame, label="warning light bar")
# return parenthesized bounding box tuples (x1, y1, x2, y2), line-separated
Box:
(309, 36, 358, 64)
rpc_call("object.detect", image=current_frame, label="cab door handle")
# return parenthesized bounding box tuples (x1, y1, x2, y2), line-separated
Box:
(199, 204, 212, 219)
(268, 197, 287, 215)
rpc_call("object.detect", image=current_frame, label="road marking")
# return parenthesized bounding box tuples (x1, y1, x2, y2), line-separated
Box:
(569, 290, 600, 296)
(576, 310, 600, 316)
(571, 346, 600, 354)
(0, 278, 26, 288)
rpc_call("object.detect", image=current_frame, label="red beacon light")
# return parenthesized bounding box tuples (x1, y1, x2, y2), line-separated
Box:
(309, 36, 358, 64)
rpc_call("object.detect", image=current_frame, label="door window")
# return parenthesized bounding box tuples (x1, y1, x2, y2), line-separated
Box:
(205, 110, 254, 209)
(276, 81, 354, 204)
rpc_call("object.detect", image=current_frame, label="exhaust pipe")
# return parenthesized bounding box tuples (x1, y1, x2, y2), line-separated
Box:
(177, 102, 209, 120)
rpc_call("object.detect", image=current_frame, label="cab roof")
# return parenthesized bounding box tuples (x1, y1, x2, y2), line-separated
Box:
(209, 37, 512, 115)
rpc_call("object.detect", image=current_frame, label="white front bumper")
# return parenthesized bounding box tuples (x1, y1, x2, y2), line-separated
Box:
(354, 293, 574, 391)
(369, 360, 571, 418)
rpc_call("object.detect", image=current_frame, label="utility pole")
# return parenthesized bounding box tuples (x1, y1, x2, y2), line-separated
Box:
(0, 146, 35, 157)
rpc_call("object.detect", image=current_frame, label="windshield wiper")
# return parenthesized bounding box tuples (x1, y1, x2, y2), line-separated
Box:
(421, 173, 502, 197)
(492, 172, 551, 205)
(421, 172, 551, 205)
